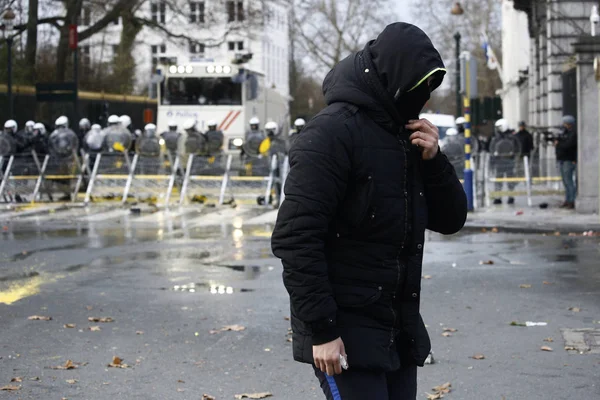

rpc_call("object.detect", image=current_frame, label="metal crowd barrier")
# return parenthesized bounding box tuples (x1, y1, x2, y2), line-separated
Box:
(0, 151, 283, 208)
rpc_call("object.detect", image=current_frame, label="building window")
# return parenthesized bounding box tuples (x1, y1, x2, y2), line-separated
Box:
(228, 41, 235, 51)
(237, 41, 244, 51)
(151, 44, 170, 70)
(189, 1, 205, 23)
(151, 1, 166, 24)
(189, 42, 205, 54)
(113, 16, 120, 25)
(79, 7, 91, 26)
(112, 45, 119, 56)
(227, 1, 244, 22)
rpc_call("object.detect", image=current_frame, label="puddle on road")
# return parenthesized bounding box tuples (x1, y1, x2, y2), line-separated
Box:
(165, 281, 256, 295)
(554, 254, 578, 262)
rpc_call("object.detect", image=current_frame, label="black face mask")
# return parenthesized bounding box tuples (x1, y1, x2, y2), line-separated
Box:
(394, 82, 431, 122)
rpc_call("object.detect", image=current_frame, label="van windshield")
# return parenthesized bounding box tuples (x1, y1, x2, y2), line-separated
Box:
(161, 77, 242, 106)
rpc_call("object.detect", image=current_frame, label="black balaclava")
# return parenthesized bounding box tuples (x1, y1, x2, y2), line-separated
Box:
(394, 81, 431, 121)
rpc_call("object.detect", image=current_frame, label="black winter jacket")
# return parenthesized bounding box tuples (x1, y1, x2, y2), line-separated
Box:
(271, 23, 467, 371)
(555, 128, 577, 162)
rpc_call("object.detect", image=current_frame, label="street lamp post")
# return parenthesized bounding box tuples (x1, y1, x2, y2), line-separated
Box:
(454, 32, 461, 118)
(2, 8, 16, 120)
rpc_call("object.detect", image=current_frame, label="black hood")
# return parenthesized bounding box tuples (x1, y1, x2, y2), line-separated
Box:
(323, 22, 445, 132)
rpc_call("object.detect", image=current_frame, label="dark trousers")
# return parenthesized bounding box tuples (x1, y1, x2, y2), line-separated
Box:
(313, 365, 417, 400)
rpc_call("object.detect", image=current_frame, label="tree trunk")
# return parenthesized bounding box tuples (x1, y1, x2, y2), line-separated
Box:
(111, 9, 142, 93)
(25, 0, 39, 84)
(56, 0, 83, 82)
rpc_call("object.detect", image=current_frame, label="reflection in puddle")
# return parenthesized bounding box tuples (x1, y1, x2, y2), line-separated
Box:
(169, 281, 255, 295)
(554, 254, 578, 262)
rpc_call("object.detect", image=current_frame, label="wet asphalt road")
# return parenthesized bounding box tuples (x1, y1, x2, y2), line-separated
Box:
(0, 205, 599, 400)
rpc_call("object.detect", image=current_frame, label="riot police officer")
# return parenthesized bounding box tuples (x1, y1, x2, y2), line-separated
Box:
(0, 120, 18, 156)
(161, 120, 182, 159)
(83, 124, 105, 154)
(441, 127, 464, 179)
(78, 118, 91, 145)
(103, 114, 132, 152)
(242, 117, 266, 158)
(205, 119, 224, 156)
(136, 123, 161, 158)
(288, 118, 305, 148)
(490, 118, 521, 205)
(48, 116, 79, 158)
(30, 123, 48, 156)
(182, 118, 207, 155)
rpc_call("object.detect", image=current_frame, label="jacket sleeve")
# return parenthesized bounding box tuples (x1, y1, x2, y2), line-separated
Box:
(422, 150, 467, 234)
(556, 131, 577, 155)
(271, 116, 351, 345)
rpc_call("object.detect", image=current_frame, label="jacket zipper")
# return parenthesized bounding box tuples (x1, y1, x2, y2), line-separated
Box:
(389, 135, 410, 347)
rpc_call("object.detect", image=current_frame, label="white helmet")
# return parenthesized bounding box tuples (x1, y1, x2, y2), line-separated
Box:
(249, 117, 260, 126)
(182, 118, 196, 130)
(495, 118, 509, 133)
(4, 119, 17, 132)
(207, 119, 218, 128)
(265, 121, 278, 136)
(446, 128, 458, 136)
(33, 122, 46, 134)
(144, 123, 157, 132)
(294, 118, 306, 128)
(79, 118, 91, 129)
(55, 115, 69, 128)
(120, 115, 132, 128)
(91, 124, 102, 130)
(167, 120, 177, 128)
(455, 117, 466, 125)
(25, 120, 35, 131)
(107, 114, 121, 125)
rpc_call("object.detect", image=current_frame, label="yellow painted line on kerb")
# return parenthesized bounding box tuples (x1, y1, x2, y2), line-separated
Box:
(0, 276, 44, 305)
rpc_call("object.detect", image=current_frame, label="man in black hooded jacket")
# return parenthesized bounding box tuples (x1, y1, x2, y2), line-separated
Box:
(271, 23, 467, 399)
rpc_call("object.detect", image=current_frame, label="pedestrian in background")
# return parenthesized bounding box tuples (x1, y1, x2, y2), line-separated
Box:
(555, 115, 577, 209)
(272, 22, 467, 400)
(514, 121, 534, 158)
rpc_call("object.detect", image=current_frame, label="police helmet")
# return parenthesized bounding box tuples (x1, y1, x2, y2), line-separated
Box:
(120, 115, 132, 128)
(207, 119, 218, 130)
(107, 115, 121, 125)
(494, 118, 509, 133)
(182, 118, 197, 131)
(167, 120, 178, 129)
(25, 120, 35, 132)
(265, 121, 279, 136)
(249, 116, 260, 131)
(91, 124, 101, 131)
(4, 119, 18, 133)
(455, 117, 466, 125)
(446, 128, 458, 136)
(55, 115, 69, 128)
(79, 118, 91, 130)
(33, 122, 46, 135)
(144, 123, 157, 137)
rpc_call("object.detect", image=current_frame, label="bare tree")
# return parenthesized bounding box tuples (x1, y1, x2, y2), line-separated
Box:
(293, 0, 396, 76)
(411, 0, 502, 99)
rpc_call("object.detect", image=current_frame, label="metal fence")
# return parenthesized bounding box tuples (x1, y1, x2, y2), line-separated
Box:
(0, 150, 282, 208)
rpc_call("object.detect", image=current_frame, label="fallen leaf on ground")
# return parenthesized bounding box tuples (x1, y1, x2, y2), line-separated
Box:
(426, 393, 442, 400)
(544, 338, 554, 342)
(202, 395, 216, 400)
(283, 316, 290, 321)
(541, 346, 553, 352)
(564, 346, 577, 351)
(471, 354, 485, 360)
(10, 377, 22, 383)
(177, 388, 185, 392)
(432, 382, 452, 394)
(136, 331, 144, 335)
(66, 379, 78, 384)
(516, 210, 524, 215)
(510, 321, 526, 327)
(28, 315, 52, 321)
(442, 332, 452, 337)
(568, 307, 581, 312)
(234, 393, 272, 399)
(108, 356, 129, 368)
(554, 231, 561, 236)
(286, 338, 292, 342)
(422, 275, 432, 279)
(479, 260, 494, 265)
(443, 328, 458, 333)
(86, 306, 93, 311)
(88, 317, 114, 323)
(177, 380, 185, 383)
(543, 281, 553, 285)
(264, 348, 271, 352)
(0, 385, 20, 391)
(64, 324, 76, 329)
(491, 227, 499, 233)
(519, 284, 532, 288)
(211, 324, 246, 334)
(29, 377, 40, 381)
(51, 360, 77, 370)
(89, 326, 101, 331)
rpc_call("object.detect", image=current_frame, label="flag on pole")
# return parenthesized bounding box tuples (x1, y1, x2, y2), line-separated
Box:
(481, 32, 499, 70)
